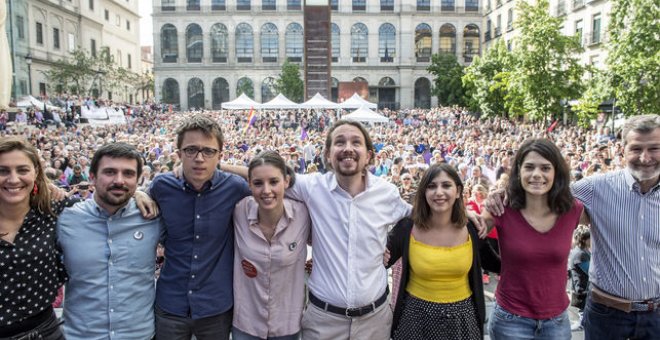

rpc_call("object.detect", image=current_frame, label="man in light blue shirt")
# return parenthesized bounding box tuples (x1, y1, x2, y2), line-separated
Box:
(58, 143, 161, 340)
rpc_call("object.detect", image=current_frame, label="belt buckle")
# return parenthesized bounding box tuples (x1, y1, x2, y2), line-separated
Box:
(345, 307, 360, 317)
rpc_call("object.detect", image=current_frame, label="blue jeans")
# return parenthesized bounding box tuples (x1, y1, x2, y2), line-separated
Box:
(488, 303, 571, 340)
(583, 298, 660, 340)
(232, 327, 300, 340)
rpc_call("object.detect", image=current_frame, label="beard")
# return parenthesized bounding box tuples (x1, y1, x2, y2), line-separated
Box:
(629, 162, 660, 182)
(97, 186, 132, 208)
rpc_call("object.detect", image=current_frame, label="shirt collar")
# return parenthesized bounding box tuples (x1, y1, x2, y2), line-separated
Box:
(623, 167, 660, 193)
(247, 197, 294, 225)
(328, 171, 373, 193)
(179, 169, 223, 192)
(91, 197, 133, 218)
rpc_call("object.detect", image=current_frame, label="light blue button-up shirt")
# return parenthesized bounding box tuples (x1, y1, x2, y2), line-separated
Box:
(57, 198, 161, 340)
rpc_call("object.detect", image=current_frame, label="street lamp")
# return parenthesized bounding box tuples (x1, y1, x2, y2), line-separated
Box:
(25, 53, 32, 96)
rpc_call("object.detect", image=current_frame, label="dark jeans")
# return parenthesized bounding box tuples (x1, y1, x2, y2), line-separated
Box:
(5, 312, 64, 340)
(584, 298, 660, 340)
(155, 305, 232, 340)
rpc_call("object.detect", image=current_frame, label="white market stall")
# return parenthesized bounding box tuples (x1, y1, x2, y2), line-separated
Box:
(221, 93, 261, 110)
(259, 93, 300, 110)
(339, 93, 377, 110)
(300, 93, 339, 109)
(342, 106, 389, 123)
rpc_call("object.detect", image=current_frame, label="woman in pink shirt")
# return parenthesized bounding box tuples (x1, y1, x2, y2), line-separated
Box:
(482, 139, 583, 340)
(232, 151, 311, 340)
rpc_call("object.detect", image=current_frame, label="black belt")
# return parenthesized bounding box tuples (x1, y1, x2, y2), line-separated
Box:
(309, 287, 389, 317)
(0, 306, 54, 337)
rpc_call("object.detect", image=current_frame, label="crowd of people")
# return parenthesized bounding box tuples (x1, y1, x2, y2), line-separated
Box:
(0, 102, 657, 340)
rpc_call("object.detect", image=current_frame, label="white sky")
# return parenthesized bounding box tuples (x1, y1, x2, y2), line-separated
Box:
(139, 0, 153, 46)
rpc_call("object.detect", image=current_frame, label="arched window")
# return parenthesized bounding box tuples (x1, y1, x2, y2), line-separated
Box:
(187, 78, 204, 109)
(414, 77, 431, 109)
(288, 0, 301, 10)
(187, 0, 200, 10)
(286, 23, 304, 62)
(331, 23, 340, 62)
(261, 77, 277, 102)
(160, 24, 178, 63)
(236, 23, 254, 63)
(463, 24, 480, 62)
(212, 78, 229, 109)
(186, 24, 203, 63)
(417, 0, 430, 11)
(415, 23, 432, 62)
(237, 77, 255, 99)
(378, 77, 396, 110)
(439, 23, 456, 54)
(210, 23, 228, 63)
(162, 78, 180, 105)
(261, 23, 279, 63)
(441, 0, 455, 11)
(331, 77, 339, 102)
(351, 23, 368, 63)
(381, 0, 394, 11)
(378, 23, 395, 62)
(353, 76, 367, 83)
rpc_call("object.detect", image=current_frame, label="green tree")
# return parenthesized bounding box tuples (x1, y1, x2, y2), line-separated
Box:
(275, 60, 304, 102)
(237, 79, 255, 99)
(462, 40, 513, 117)
(606, 0, 659, 115)
(44, 48, 137, 98)
(427, 53, 465, 106)
(506, 0, 585, 124)
(573, 70, 613, 127)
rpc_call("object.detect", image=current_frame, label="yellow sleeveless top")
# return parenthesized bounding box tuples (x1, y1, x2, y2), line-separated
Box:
(405, 234, 473, 303)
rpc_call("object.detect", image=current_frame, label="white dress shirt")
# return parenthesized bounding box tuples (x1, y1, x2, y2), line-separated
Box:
(287, 172, 412, 307)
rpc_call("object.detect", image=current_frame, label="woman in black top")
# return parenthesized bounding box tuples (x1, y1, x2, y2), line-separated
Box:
(0, 137, 70, 339)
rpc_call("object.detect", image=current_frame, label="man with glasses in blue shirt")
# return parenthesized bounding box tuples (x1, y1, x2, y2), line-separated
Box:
(150, 115, 250, 340)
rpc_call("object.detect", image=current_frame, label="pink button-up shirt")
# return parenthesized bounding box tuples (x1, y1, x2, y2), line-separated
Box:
(232, 197, 311, 338)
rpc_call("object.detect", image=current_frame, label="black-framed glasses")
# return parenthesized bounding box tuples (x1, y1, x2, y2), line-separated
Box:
(182, 146, 219, 159)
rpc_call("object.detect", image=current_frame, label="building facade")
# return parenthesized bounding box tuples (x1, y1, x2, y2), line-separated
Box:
(152, 0, 484, 110)
(482, 0, 611, 69)
(5, 0, 142, 102)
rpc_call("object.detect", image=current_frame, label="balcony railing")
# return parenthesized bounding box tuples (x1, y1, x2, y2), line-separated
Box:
(484, 30, 492, 42)
(438, 47, 457, 54)
(507, 22, 513, 31)
(495, 27, 502, 37)
(585, 31, 604, 46)
(463, 49, 478, 62)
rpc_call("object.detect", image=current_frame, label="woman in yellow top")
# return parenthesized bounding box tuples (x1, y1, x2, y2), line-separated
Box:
(387, 163, 499, 340)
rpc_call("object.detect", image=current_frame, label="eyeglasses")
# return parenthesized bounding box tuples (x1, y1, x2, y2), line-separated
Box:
(182, 146, 220, 159)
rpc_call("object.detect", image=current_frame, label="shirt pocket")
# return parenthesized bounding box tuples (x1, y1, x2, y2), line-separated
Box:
(277, 237, 306, 268)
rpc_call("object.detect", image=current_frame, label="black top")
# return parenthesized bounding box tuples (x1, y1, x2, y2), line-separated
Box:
(387, 218, 501, 338)
(0, 199, 76, 329)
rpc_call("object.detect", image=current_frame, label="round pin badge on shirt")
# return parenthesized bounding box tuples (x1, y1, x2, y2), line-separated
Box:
(241, 259, 258, 278)
(133, 231, 144, 240)
(288, 242, 297, 251)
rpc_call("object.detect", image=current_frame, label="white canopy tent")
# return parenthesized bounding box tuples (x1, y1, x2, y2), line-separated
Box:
(259, 93, 300, 110)
(220, 93, 261, 110)
(342, 106, 389, 123)
(300, 92, 339, 109)
(339, 93, 377, 110)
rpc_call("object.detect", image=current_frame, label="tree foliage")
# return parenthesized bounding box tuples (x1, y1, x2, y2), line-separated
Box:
(462, 40, 513, 117)
(237, 80, 255, 99)
(275, 60, 304, 103)
(427, 53, 465, 106)
(43, 48, 139, 98)
(573, 70, 613, 127)
(606, 0, 659, 115)
(506, 0, 585, 123)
